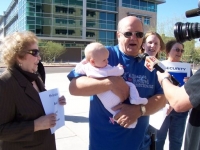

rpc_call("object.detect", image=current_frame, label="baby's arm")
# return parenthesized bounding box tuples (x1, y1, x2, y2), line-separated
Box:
(74, 59, 87, 74)
(106, 64, 124, 76)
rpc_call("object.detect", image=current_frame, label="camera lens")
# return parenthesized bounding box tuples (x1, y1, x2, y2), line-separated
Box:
(174, 22, 200, 43)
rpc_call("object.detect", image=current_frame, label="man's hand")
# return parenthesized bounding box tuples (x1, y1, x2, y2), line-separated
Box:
(108, 76, 129, 102)
(157, 71, 171, 85)
(112, 103, 141, 128)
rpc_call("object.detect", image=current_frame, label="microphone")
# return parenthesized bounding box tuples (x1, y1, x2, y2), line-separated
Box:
(139, 53, 180, 86)
(185, 8, 200, 18)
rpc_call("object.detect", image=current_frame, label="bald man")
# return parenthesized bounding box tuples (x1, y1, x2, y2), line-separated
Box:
(68, 16, 166, 150)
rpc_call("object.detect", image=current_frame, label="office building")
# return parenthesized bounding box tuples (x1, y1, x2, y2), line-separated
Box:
(0, 0, 165, 62)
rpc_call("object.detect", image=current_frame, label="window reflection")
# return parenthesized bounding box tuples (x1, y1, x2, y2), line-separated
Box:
(122, 0, 156, 12)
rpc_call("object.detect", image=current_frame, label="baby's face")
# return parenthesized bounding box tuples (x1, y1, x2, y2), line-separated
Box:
(93, 49, 109, 68)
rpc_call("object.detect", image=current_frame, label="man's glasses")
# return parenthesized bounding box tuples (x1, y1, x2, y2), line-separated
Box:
(174, 48, 184, 53)
(121, 32, 144, 38)
(27, 49, 40, 57)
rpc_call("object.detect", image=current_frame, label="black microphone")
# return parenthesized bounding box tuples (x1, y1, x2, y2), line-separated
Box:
(185, 8, 200, 18)
(139, 53, 180, 86)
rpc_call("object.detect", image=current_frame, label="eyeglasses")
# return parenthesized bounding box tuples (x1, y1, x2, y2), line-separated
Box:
(27, 49, 40, 57)
(174, 48, 184, 53)
(121, 31, 144, 38)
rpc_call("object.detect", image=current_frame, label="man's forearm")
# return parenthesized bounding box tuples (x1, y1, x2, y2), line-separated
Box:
(69, 76, 111, 96)
(144, 94, 166, 115)
(162, 79, 192, 112)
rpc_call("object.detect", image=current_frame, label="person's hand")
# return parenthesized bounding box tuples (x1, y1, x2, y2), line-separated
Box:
(183, 77, 190, 83)
(156, 71, 171, 85)
(34, 113, 57, 131)
(108, 76, 129, 102)
(112, 103, 141, 128)
(59, 95, 66, 105)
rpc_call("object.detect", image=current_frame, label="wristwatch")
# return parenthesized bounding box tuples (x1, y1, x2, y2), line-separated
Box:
(140, 104, 146, 116)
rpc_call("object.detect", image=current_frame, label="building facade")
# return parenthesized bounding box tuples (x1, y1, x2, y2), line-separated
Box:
(0, 0, 165, 62)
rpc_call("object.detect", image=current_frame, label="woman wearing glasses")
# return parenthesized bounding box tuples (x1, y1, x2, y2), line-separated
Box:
(156, 39, 192, 150)
(0, 31, 66, 150)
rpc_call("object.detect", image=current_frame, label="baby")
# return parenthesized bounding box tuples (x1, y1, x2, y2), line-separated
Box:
(75, 42, 148, 128)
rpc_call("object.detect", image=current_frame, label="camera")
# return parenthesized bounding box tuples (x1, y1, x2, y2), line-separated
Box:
(174, 1, 200, 43)
(174, 22, 200, 43)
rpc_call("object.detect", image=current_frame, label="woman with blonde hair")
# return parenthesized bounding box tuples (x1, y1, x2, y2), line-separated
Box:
(0, 31, 66, 150)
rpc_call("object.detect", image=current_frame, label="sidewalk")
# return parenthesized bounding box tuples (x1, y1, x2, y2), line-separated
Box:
(46, 73, 186, 150)
(46, 73, 89, 150)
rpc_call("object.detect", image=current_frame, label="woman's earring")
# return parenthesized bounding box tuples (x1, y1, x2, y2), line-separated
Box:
(19, 63, 22, 67)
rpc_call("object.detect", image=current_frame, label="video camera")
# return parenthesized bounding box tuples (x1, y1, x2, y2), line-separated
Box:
(174, 1, 200, 43)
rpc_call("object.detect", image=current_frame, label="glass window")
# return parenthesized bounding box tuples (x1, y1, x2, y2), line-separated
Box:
(107, 31, 115, 39)
(123, 0, 131, 5)
(86, 30, 96, 38)
(132, 0, 139, 6)
(144, 17, 150, 25)
(29, 25, 35, 29)
(148, 2, 156, 12)
(76, 0, 82, 6)
(35, 0, 42, 3)
(99, 31, 106, 39)
(140, 1, 147, 10)
(36, 18, 42, 24)
(69, 0, 76, 5)
(107, 5, 116, 11)
(109, 0, 116, 3)
(107, 13, 115, 21)
(100, 12, 106, 20)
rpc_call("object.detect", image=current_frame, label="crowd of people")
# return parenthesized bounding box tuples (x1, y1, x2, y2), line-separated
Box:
(0, 15, 200, 150)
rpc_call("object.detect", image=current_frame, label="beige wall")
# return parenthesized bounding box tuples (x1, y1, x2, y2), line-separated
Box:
(117, 7, 157, 33)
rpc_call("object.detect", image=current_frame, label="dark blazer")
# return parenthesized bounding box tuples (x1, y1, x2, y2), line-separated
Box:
(37, 61, 46, 84)
(0, 68, 56, 150)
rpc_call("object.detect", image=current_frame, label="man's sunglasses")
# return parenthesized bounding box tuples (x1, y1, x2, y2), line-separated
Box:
(174, 48, 184, 53)
(27, 49, 40, 57)
(121, 32, 144, 38)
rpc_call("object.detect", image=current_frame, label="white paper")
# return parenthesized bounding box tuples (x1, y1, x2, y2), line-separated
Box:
(39, 88, 65, 134)
(161, 61, 191, 86)
(161, 61, 191, 77)
(149, 104, 169, 130)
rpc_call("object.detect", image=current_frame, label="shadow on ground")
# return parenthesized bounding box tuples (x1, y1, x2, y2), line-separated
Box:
(65, 115, 89, 123)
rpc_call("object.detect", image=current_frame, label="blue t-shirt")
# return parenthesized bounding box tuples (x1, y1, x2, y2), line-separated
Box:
(67, 45, 163, 150)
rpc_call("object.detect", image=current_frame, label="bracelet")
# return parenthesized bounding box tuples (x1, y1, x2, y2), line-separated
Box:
(161, 77, 172, 87)
(140, 104, 146, 116)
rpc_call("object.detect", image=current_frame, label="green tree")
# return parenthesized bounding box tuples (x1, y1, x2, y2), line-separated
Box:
(39, 40, 66, 63)
(191, 46, 200, 63)
(182, 40, 195, 62)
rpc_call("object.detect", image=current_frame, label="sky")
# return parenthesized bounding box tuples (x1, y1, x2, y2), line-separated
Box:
(157, 0, 199, 23)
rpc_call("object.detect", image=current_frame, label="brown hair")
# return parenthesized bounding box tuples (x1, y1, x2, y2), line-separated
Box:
(140, 31, 165, 58)
(165, 39, 184, 58)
